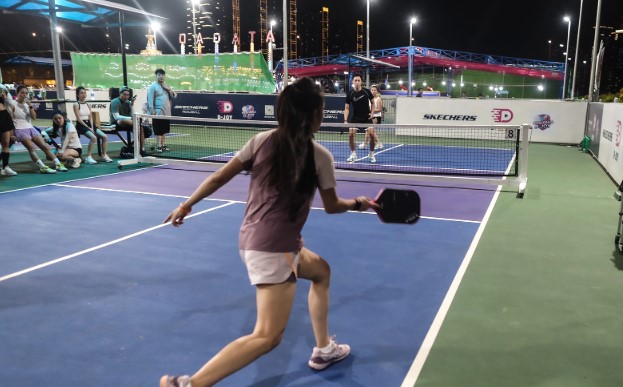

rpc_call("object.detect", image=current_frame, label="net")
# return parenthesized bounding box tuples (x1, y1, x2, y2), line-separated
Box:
(121, 114, 529, 192)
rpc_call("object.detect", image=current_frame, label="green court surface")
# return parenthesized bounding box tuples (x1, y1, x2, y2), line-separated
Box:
(2, 142, 621, 386)
(415, 144, 623, 387)
(0, 142, 146, 193)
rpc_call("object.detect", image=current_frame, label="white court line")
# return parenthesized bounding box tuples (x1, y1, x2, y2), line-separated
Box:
(350, 144, 404, 163)
(400, 185, 503, 387)
(0, 201, 239, 283)
(0, 164, 151, 196)
(348, 209, 480, 224)
(51, 182, 246, 204)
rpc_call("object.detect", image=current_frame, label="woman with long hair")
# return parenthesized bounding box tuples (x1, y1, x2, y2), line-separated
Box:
(10, 85, 66, 174)
(49, 110, 83, 169)
(160, 77, 378, 387)
(0, 86, 16, 176)
(358, 84, 384, 150)
(73, 86, 112, 163)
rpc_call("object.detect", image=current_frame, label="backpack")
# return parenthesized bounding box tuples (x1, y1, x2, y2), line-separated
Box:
(119, 141, 134, 159)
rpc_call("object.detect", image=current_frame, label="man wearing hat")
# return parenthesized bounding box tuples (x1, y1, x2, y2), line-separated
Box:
(110, 86, 149, 155)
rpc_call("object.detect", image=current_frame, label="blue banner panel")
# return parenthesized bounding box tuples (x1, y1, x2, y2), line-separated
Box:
(171, 93, 345, 124)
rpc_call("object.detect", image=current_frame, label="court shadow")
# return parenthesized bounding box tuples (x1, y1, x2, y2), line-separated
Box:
(248, 355, 360, 387)
(336, 284, 406, 305)
(610, 249, 623, 270)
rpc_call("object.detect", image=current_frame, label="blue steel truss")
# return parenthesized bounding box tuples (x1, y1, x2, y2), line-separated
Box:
(276, 45, 564, 74)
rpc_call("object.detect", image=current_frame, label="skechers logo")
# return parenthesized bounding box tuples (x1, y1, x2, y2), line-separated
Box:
(423, 114, 477, 121)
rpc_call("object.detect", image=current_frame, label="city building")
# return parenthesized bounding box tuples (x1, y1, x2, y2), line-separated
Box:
(185, 0, 226, 54)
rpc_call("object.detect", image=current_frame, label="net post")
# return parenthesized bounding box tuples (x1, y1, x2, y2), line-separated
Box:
(116, 112, 141, 169)
(133, 112, 140, 160)
(517, 123, 531, 196)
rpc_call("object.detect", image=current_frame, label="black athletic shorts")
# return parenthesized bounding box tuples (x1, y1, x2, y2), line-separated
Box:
(351, 116, 373, 124)
(153, 118, 170, 136)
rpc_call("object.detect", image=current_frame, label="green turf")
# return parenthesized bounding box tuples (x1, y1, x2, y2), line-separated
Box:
(0, 141, 147, 192)
(414, 144, 623, 387)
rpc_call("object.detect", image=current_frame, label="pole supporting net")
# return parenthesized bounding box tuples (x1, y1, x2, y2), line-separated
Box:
(121, 114, 529, 192)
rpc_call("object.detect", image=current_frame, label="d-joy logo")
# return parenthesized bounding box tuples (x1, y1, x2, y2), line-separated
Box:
(217, 101, 233, 114)
(491, 108, 514, 123)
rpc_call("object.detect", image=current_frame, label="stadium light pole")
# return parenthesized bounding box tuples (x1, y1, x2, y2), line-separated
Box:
(588, 0, 603, 101)
(151, 22, 160, 51)
(408, 17, 416, 97)
(191, 0, 199, 54)
(268, 19, 276, 72)
(55, 26, 64, 52)
(366, 0, 370, 87)
(562, 16, 571, 99)
(571, 0, 584, 99)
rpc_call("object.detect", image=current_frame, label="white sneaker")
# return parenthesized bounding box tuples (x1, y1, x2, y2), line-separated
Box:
(40, 166, 56, 174)
(376, 143, 384, 149)
(85, 156, 97, 164)
(358, 142, 366, 149)
(102, 155, 113, 163)
(160, 375, 192, 387)
(72, 158, 82, 168)
(1, 166, 17, 176)
(308, 338, 351, 370)
(369, 153, 376, 163)
(347, 152, 357, 162)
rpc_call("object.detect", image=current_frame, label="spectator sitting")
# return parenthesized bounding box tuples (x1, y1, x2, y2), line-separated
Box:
(73, 86, 112, 163)
(46, 110, 83, 169)
(110, 86, 148, 154)
(0, 85, 17, 176)
(10, 85, 66, 174)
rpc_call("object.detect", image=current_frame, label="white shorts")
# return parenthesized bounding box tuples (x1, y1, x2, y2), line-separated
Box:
(239, 250, 299, 285)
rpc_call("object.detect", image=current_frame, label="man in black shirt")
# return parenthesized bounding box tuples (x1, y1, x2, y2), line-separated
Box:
(344, 74, 377, 163)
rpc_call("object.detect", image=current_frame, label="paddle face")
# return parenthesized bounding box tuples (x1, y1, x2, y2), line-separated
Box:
(374, 188, 421, 224)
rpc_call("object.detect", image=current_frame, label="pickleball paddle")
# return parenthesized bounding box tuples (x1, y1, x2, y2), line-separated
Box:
(374, 188, 421, 224)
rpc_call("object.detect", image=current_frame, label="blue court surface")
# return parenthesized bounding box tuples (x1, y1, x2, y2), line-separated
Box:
(0, 166, 498, 386)
(202, 138, 515, 176)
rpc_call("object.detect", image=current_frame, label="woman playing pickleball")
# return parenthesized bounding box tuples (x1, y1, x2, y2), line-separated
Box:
(160, 77, 378, 387)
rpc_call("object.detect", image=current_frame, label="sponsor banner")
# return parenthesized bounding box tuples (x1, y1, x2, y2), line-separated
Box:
(172, 93, 277, 120)
(171, 93, 345, 123)
(599, 104, 623, 183)
(396, 97, 587, 144)
(587, 103, 603, 159)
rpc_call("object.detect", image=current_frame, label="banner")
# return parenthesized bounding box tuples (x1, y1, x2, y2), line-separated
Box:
(172, 93, 345, 123)
(71, 52, 275, 94)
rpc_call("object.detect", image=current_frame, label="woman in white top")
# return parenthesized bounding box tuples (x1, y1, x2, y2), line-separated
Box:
(11, 85, 66, 174)
(358, 84, 384, 150)
(50, 110, 83, 169)
(73, 86, 112, 163)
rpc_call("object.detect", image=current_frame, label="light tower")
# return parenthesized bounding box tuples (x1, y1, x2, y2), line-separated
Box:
(232, 0, 240, 40)
(288, 0, 298, 60)
(260, 0, 268, 54)
(321, 7, 329, 61)
(356, 20, 363, 53)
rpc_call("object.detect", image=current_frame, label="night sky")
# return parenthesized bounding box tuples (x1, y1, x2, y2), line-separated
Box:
(1, 0, 622, 62)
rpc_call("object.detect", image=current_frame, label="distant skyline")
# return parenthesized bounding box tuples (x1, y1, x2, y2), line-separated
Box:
(1, 0, 622, 62)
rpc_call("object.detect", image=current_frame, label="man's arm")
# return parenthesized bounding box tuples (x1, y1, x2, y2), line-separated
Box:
(343, 103, 350, 123)
(111, 100, 132, 121)
(163, 83, 176, 99)
(146, 84, 154, 114)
